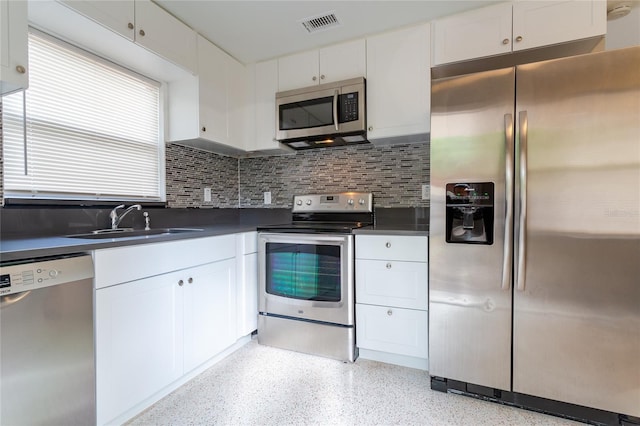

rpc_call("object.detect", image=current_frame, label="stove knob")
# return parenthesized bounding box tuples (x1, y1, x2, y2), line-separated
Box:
(306, 199, 312, 205)
(347, 199, 354, 205)
(359, 198, 365, 205)
(296, 199, 302, 206)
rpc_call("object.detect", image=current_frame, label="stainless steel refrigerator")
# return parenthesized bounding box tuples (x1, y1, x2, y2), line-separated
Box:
(429, 46, 640, 422)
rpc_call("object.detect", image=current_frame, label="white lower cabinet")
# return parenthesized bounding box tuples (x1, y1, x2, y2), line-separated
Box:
(355, 234, 429, 370)
(94, 235, 237, 425)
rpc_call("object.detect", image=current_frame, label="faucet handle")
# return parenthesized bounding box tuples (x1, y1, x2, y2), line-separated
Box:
(143, 211, 151, 231)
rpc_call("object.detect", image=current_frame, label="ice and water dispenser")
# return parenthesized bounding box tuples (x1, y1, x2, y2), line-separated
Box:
(445, 182, 494, 245)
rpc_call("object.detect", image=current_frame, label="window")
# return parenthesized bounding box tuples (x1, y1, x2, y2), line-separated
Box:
(2, 30, 164, 203)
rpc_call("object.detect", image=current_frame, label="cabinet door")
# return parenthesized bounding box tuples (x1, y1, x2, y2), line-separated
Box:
(237, 252, 258, 337)
(252, 59, 281, 151)
(432, 2, 512, 65)
(319, 39, 366, 84)
(278, 50, 319, 91)
(356, 304, 428, 358)
(366, 23, 431, 142)
(134, 0, 197, 74)
(0, 0, 28, 95)
(96, 271, 184, 425)
(356, 259, 428, 310)
(59, 0, 135, 41)
(228, 56, 250, 150)
(512, 1, 606, 52)
(184, 259, 237, 372)
(197, 34, 229, 144)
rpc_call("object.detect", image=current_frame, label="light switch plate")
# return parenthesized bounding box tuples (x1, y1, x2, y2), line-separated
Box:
(264, 191, 272, 205)
(204, 187, 212, 202)
(421, 184, 430, 200)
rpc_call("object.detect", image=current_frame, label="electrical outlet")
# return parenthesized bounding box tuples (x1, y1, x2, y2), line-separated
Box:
(264, 191, 272, 205)
(204, 187, 212, 202)
(421, 184, 430, 200)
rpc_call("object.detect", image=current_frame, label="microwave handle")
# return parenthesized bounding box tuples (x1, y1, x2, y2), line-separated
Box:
(333, 89, 339, 131)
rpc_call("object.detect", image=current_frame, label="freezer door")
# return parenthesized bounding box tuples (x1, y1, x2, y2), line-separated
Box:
(513, 46, 640, 417)
(429, 67, 515, 391)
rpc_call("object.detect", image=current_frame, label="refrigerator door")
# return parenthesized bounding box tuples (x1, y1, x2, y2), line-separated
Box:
(430, 67, 515, 391)
(513, 46, 640, 417)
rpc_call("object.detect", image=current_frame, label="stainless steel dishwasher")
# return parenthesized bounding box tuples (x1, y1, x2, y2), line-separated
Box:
(1, 254, 95, 425)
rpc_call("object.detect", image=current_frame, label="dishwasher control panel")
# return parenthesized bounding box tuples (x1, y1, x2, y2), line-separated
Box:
(0, 255, 94, 296)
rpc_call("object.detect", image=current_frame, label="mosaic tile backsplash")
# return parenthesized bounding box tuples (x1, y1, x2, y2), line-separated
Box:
(2, 96, 429, 208)
(239, 143, 430, 208)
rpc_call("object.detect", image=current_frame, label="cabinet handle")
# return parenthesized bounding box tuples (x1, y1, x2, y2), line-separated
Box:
(201, 126, 206, 132)
(178, 279, 184, 286)
(320, 74, 325, 80)
(188, 277, 193, 284)
(515, 36, 523, 42)
(15, 65, 26, 74)
(387, 309, 393, 316)
(312, 76, 317, 81)
(385, 242, 391, 248)
(368, 126, 373, 132)
(128, 22, 134, 30)
(139, 29, 146, 37)
(502, 38, 509, 45)
(386, 263, 392, 269)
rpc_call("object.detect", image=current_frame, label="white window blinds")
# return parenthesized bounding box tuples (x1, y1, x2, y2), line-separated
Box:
(2, 30, 164, 202)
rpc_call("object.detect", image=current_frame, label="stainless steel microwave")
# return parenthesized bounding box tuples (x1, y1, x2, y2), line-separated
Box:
(275, 77, 367, 149)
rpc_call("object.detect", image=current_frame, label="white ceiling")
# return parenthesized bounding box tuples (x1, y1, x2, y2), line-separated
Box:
(154, 1, 501, 64)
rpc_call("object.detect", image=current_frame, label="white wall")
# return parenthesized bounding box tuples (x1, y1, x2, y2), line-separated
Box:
(606, 4, 640, 49)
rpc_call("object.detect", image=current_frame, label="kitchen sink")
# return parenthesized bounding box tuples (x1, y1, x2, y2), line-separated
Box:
(66, 228, 204, 239)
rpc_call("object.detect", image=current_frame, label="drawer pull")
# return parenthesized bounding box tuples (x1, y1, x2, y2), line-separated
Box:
(387, 309, 393, 316)
(385, 242, 391, 248)
(386, 263, 392, 269)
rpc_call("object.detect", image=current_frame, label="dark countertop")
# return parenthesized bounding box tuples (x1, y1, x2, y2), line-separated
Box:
(0, 225, 258, 262)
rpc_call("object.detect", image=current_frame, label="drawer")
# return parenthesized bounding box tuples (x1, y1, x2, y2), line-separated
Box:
(356, 235, 428, 262)
(356, 259, 428, 310)
(356, 303, 428, 358)
(94, 234, 236, 288)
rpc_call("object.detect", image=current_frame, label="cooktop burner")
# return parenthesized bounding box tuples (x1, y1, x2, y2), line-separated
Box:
(258, 192, 374, 234)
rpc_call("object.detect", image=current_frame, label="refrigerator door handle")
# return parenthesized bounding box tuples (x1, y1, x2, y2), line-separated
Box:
(502, 113, 514, 291)
(516, 110, 528, 291)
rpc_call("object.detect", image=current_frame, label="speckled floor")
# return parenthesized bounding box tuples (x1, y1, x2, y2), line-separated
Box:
(128, 337, 581, 426)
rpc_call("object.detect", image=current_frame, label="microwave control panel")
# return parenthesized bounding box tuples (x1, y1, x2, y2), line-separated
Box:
(339, 93, 359, 122)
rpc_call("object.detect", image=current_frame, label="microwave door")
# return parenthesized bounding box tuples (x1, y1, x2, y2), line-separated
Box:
(277, 86, 340, 141)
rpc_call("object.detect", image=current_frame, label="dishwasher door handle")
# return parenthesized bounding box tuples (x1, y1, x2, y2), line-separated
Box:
(1, 291, 31, 308)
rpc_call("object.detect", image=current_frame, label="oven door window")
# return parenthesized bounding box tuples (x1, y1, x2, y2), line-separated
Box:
(265, 242, 341, 301)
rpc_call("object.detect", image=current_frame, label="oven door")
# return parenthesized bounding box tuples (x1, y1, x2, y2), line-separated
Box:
(258, 232, 354, 326)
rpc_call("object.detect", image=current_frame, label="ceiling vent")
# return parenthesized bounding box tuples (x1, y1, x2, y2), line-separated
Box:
(299, 11, 341, 34)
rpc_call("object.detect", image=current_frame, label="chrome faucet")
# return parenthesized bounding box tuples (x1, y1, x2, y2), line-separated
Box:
(110, 204, 141, 229)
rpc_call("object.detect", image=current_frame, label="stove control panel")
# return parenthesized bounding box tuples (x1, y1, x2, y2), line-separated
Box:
(292, 192, 373, 213)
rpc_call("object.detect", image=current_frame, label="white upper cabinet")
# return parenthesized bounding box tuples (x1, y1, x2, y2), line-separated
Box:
(0, 0, 28, 95)
(366, 23, 431, 144)
(168, 35, 249, 154)
(433, 1, 606, 65)
(278, 39, 366, 91)
(511, 1, 606, 52)
(60, 0, 197, 74)
(432, 2, 512, 65)
(59, 0, 135, 40)
(250, 59, 282, 152)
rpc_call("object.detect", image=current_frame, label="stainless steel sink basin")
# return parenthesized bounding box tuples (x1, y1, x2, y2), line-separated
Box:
(66, 228, 204, 239)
